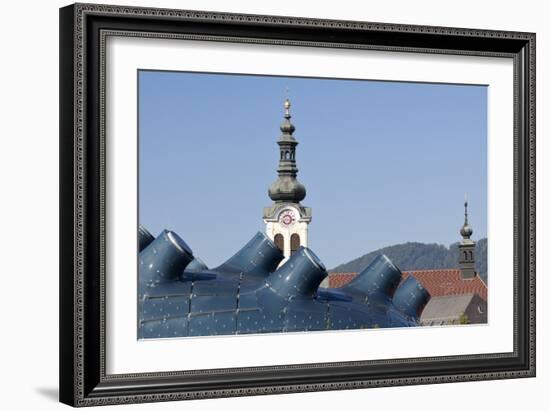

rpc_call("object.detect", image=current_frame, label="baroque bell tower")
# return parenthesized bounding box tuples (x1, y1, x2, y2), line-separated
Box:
(458, 197, 476, 279)
(263, 97, 312, 265)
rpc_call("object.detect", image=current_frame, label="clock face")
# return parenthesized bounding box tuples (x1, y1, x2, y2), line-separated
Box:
(279, 209, 296, 226)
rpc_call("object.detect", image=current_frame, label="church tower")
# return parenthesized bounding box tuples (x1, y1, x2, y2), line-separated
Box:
(458, 197, 476, 279)
(263, 97, 312, 265)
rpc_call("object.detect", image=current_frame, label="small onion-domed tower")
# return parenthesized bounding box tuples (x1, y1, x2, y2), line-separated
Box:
(263, 97, 312, 265)
(458, 196, 476, 279)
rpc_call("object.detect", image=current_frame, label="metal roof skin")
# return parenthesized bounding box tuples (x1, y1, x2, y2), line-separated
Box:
(137, 226, 431, 339)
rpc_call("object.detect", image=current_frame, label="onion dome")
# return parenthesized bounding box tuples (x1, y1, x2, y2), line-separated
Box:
(269, 176, 306, 202)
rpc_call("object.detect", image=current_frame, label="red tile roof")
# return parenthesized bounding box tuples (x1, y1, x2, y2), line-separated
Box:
(327, 272, 357, 289)
(328, 269, 487, 301)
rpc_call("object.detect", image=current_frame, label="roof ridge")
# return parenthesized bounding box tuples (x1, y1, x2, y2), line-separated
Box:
(405, 268, 460, 273)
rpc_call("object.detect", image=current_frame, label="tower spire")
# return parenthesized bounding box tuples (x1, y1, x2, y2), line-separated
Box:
(284, 97, 291, 118)
(284, 86, 290, 116)
(267, 97, 306, 202)
(458, 195, 476, 279)
(263, 96, 312, 265)
(464, 194, 468, 224)
(460, 194, 473, 240)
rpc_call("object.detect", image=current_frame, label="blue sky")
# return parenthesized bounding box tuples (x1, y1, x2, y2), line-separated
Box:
(139, 70, 487, 268)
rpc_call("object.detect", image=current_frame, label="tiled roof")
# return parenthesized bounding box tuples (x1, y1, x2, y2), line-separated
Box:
(328, 269, 487, 301)
(327, 272, 357, 289)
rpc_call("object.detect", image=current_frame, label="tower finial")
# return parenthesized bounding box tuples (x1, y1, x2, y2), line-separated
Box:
(460, 194, 473, 239)
(284, 87, 291, 118)
(464, 193, 469, 225)
(280, 93, 295, 135)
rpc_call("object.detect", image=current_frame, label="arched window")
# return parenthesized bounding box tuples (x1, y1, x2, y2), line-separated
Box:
(291, 151, 295, 160)
(274, 234, 284, 253)
(285, 151, 290, 160)
(280, 151, 284, 160)
(463, 251, 468, 260)
(290, 234, 300, 255)
(469, 250, 473, 260)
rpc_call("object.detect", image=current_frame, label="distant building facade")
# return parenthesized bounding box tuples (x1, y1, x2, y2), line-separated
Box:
(419, 293, 487, 326)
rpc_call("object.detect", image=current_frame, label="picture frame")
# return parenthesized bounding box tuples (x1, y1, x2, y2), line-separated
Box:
(59, 2, 535, 407)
